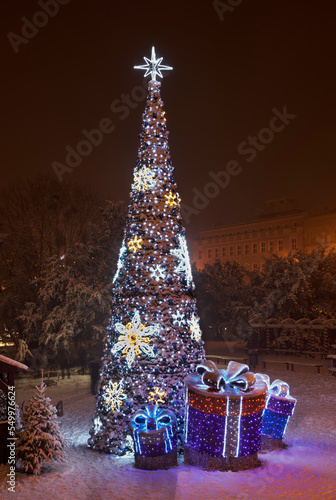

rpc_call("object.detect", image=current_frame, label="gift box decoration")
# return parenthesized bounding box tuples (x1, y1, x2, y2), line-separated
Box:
(184, 360, 267, 469)
(256, 373, 297, 440)
(130, 405, 177, 469)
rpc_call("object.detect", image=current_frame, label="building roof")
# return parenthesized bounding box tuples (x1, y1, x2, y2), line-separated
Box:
(0, 354, 28, 373)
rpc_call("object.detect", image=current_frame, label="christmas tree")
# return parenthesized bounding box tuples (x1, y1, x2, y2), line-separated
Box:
(88, 47, 205, 455)
(17, 381, 65, 475)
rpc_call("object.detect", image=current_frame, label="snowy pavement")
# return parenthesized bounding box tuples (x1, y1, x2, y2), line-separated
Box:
(0, 367, 335, 500)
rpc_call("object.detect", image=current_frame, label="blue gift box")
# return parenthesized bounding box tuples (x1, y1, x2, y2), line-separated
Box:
(256, 374, 297, 440)
(130, 405, 177, 469)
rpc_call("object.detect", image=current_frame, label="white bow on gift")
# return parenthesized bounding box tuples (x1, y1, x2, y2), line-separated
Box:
(255, 373, 290, 398)
(196, 360, 256, 392)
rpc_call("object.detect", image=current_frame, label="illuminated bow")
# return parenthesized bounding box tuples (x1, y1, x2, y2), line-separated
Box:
(196, 360, 256, 392)
(130, 405, 176, 433)
(255, 373, 291, 398)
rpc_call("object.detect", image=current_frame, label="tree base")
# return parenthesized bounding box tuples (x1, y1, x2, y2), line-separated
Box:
(184, 445, 261, 471)
(134, 448, 177, 470)
(259, 435, 288, 452)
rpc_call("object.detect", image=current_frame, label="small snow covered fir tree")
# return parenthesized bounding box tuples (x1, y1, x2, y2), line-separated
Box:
(89, 47, 205, 454)
(17, 381, 65, 475)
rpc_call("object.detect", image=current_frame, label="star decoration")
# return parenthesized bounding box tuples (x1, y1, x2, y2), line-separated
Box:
(172, 310, 184, 326)
(112, 310, 160, 367)
(113, 241, 126, 283)
(93, 416, 103, 434)
(150, 264, 166, 281)
(134, 46, 173, 81)
(149, 387, 166, 405)
(127, 236, 143, 253)
(188, 314, 202, 342)
(102, 380, 127, 412)
(164, 191, 181, 207)
(171, 234, 193, 287)
(132, 165, 156, 192)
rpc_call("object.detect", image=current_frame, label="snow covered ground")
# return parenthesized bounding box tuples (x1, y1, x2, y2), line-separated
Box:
(0, 364, 335, 500)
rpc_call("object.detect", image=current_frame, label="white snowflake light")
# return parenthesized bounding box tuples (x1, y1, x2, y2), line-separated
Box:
(93, 416, 103, 434)
(188, 314, 202, 342)
(112, 310, 160, 367)
(113, 241, 126, 283)
(124, 435, 135, 455)
(134, 46, 173, 81)
(171, 234, 193, 287)
(150, 264, 166, 281)
(102, 379, 127, 412)
(132, 165, 156, 192)
(172, 310, 184, 326)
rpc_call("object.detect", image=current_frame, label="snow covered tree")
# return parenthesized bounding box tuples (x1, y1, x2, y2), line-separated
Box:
(193, 260, 262, 340)
(0, 177, 104, 356)
(19, 200, 126, 354)
(251, 249, 328, 322)
(16, 381, 65, 475)
(89, 47, 205, 455)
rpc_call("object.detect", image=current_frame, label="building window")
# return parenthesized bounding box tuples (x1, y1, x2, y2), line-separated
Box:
(198, 250, 202, 260)
(222, 247, 227, 257)
(261, 263, 265, 272)
(261, 242, 266, 253)
(208, 248, 212, 259)
(244, 244, 250, 255)
(237, 245, 242, 255)
(278, 240, 283, 251)
(252, 243, 258, 254)
(229, 246, 234, 256)
(269, 241, 275, 252)
(292, 238, 297, 249)
(215, 247, 219, 259)
(253, 264, 259, 271)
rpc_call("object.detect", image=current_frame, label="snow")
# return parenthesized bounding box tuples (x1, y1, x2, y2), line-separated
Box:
(0, 366, 335, 499)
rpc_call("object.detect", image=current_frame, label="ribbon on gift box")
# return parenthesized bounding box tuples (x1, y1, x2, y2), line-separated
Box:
(255, 373, 290, 398)
(130, 405, 176, 455)
(255, 373, 296, 417)
(196, 360, 256, 392)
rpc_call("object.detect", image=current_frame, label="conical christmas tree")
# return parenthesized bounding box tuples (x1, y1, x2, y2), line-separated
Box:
(17, 381, 65, 475)
(88, 47, 205, 455)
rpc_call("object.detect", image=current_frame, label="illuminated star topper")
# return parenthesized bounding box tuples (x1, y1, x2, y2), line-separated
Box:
(134, 46, 173, 81)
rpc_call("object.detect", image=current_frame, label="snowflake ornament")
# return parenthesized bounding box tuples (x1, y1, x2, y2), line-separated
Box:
(132, 165, 156, 192)
(112, 310, 160, 368)
(124, 435, 135, 455)
(150, 264, 166, 281)
(102, 380, 127, 412)
(93, 416, 103, 434)
(164, 191, 181, 207)
(188, 314, 202, 342)
(172, 310, 184, 326)
(113, 241, 126, 283)
(171, 234, 193, 287)
(127, 236, 143, 253)
(148, 387, 166, 405)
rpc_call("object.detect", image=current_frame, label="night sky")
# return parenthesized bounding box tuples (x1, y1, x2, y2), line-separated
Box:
(2, 0, 335, 237)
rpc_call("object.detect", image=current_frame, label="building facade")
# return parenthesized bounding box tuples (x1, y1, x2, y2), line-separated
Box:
(191, 199, 336, 270)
